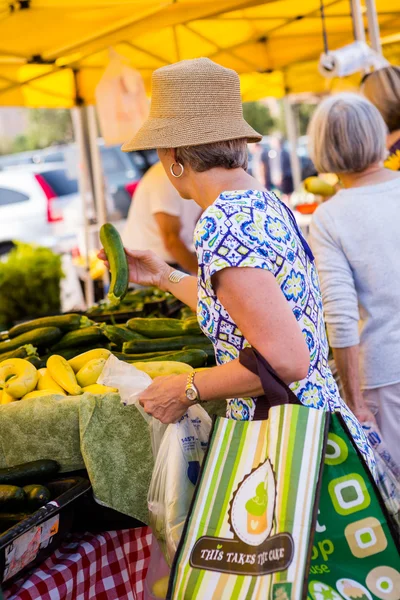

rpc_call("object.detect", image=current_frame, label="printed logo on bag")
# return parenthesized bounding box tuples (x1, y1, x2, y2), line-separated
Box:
(189, 459, 294, 576)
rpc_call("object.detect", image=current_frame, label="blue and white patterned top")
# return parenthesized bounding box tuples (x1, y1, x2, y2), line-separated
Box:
(194, 190, 375, 475)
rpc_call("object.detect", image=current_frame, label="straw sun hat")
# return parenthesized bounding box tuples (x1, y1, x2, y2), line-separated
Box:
(122, 58, 262, 152)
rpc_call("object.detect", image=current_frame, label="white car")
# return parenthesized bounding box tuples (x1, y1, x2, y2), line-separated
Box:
(0, 164, 90, 253)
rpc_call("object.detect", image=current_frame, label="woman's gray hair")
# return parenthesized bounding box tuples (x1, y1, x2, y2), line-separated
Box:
(175, 138, 248, 172)
(307, 93, 387, 174)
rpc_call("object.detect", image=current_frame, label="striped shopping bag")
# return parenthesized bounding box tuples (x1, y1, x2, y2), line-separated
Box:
(168, 404, 328, 599)
(168, 349, 400, 599)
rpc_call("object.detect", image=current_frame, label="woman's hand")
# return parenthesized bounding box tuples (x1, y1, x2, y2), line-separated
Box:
(98, 248, 172, 290)
(139, 374, 189, 424)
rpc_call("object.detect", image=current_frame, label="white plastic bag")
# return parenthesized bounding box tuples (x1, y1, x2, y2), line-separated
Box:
(99, 354, 167, 455)
(148, 405, 212, 565)
(95, 48, 149, 146)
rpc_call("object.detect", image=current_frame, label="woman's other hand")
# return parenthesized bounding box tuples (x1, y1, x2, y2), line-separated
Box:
(352, 404, 377, 425)
(139, 374, 189, 423)
(98, 248, 172, 290)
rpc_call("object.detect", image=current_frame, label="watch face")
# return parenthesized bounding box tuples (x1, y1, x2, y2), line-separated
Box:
(186, 387, 197, 402)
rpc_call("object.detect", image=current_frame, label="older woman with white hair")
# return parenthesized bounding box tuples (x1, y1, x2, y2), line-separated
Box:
(309, 93, 400, 464)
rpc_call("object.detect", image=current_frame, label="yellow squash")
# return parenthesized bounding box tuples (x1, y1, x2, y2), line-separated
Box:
(152, 576, 169, 599)
(303, 177, 336, 197)
(0, 358, 38, 398)
(22, 389, 65, 400)
(37, 368, 66, 394)
(82, 384, 118, 394)
(47, 355, 82, 395)
(133, 360, 193, 379)
(68, 348, 111, 373)
(76, 358, 106, 388)
(0, 390, 16, 404)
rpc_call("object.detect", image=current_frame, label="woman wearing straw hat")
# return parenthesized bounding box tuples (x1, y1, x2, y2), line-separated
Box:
(99, 58, 375, 474)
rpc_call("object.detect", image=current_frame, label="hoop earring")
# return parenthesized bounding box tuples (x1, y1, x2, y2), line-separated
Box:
(170, 162, 184, 178)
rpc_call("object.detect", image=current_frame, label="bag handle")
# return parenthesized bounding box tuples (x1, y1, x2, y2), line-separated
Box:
(239, 347, 301, 420)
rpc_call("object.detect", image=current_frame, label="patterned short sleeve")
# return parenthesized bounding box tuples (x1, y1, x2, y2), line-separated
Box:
(195, 199, 275, 286)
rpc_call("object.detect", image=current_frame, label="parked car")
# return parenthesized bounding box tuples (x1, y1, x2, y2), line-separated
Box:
(0, 163, 88, 252)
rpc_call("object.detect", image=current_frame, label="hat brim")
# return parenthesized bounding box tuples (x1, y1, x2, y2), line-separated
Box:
(122, 115, 262, 152)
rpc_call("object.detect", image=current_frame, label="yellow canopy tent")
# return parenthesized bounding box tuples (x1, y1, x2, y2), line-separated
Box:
(0, 0, 397, 106)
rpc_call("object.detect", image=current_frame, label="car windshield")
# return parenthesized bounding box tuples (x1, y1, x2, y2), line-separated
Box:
(40, 169, 78, 196)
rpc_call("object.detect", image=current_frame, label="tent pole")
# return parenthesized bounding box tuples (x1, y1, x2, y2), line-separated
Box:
(71, 106, 95, 308)
(365, 0, 382, 54)
(350, 0, 366, 42)
(87, 105, 108, 228)
(283, 94, 302, 192)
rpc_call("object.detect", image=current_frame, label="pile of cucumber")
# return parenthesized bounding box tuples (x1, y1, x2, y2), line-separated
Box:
(107, 316, 215, 368)
(0, 459, 59, 532)
(0, 310, 215, 371)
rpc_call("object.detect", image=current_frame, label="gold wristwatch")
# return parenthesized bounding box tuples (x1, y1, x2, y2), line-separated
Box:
(185, 371, 201, 405)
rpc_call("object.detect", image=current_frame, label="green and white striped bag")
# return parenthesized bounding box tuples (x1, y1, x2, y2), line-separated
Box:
(168, 408, 400, 600)
(168, 404, 327, 599)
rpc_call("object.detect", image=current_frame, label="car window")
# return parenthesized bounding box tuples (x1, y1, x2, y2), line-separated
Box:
(100, 148, 125, 173)
(42, 152, 65, 163)
(0, 187, 30, 206)
(40, 170, 78, 196)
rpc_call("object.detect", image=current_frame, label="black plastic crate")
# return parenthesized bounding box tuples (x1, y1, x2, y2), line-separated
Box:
(0, 476, 91, 585)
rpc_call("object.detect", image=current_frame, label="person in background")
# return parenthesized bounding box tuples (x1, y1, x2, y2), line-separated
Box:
(122, 161, 200, 274)
(308, 93, 400, 464)
(362, 65, 400, 171)
(259, 143, 273, 189)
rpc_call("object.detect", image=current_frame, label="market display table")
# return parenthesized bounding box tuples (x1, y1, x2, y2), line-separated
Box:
(3, 527, 152, 600)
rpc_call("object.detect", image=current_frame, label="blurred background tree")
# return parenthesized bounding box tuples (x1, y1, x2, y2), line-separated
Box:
(0, 109, 73, 154)
(242, 102, 278, 136)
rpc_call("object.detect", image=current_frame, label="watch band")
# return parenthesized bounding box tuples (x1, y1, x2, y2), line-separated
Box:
(168, 270, 189, 284)
(185, 371, 201, 405)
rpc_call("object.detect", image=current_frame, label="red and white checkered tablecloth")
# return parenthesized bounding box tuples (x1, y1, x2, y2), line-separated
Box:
(3, 527, 152, 600)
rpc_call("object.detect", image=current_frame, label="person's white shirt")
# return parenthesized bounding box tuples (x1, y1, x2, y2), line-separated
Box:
(122, 162, 200, 263)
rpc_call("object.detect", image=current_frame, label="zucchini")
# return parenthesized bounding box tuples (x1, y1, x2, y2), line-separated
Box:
(0, 327, 62, 354)
(0, 485, 25, 507)
(0, 459, 59, 487)
(26, 356, 44, 369)
(127, 318, 185, 338)
(182, 317, 202, 335)
(41, 344, 110, 363)
(122, 335, 208, 354)
(183, 344, 215, 363)
(146, 349, 208, 368)
(100, 223, 129, 306)
(0, 331, 9, 342)
(0, 512, 30, 531)
(23, 484, 51, 510)
(52, 326, 107, 350)
(8, 314, 91, 339)
(113, 350, 178, 362)
(0, 344, 37, 362)
(101, 324, 145, 346)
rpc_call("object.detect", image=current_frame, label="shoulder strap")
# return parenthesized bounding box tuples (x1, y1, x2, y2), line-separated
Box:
(239, 347, 301, 420)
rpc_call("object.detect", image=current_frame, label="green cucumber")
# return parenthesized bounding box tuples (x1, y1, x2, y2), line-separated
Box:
(0, 512, 30, 531)
(8, 314, 91, 339)
(26, 356, 44, 369)
(127, 317, 185, 338)
(183, 344, 215, 362)
(0, 485, 25, 507)
(146, 349, 208, 368)
(0, 327, 62, 354)
(113, 350, 179, 362)
(122, 335, 208, 354)
(23, 485, 51, 510)
(51, 326, 107, 350)
(0, 459, 59, 487)
(0, 344, 37, 362)
(182, 317, 202, 335)
(100, 223, 129, 306)
(101, 324, 146, 346)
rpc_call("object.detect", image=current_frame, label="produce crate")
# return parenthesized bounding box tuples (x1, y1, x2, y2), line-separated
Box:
(0, 476, 91, 585)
